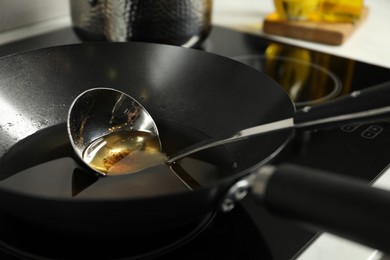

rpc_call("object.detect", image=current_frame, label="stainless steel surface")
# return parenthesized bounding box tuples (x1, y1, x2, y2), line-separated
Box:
(221, 178, 252, 212)
(70, 0, 212, 47)
(67, 87, 160, 176)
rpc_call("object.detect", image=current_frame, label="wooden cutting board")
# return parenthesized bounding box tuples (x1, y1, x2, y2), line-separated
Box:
(263, 7, 368, 45)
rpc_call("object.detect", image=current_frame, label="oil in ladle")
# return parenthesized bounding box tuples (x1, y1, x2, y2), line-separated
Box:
(82, 130, 166, 176)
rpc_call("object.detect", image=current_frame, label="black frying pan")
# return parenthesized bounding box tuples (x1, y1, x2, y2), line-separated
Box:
(0, 42, 389, 253)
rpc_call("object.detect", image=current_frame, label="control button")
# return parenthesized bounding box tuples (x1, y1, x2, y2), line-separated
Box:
(361, 125, 383, 139)
(361, 131, 376, 139)
(341, 124, 361, 132)
(366, 125, 383, 133)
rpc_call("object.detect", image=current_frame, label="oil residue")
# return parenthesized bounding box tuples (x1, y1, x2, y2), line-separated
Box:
(0, 121, 236, 198)
(83, 130, 165, 176)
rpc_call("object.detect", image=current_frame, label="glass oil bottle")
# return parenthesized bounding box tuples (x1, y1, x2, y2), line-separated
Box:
(320, 0, 364, 22)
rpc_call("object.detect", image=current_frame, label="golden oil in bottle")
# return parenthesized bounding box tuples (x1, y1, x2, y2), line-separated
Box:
(320, 0, 364, 22)
(273, 0, 322, 21)
(83, 130, 165, 176)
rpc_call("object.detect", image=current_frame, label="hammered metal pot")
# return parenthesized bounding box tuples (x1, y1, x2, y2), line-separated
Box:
(70, 0, 213, 47)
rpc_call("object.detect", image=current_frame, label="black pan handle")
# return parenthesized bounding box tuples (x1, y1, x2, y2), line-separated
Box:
(294, 81, 390, 129)
(251, 164, 390, 254)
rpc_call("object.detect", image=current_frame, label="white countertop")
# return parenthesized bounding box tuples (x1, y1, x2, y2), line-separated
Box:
(213, 0, 390, 69)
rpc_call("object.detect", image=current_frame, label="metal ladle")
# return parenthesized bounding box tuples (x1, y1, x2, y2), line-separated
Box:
(67, 88, 163, 176)
(68, 85, 390, 176)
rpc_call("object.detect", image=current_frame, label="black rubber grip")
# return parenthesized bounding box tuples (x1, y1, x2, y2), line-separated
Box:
(260, 163, 390, 253)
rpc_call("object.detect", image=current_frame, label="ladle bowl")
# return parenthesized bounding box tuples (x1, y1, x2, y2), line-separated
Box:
(67, 87, 161, 176)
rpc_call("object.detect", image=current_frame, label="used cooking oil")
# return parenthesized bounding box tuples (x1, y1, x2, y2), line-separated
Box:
(2, 121, 236, 198)
(83, 130, 165, 176)
(320, 0, 364, 22)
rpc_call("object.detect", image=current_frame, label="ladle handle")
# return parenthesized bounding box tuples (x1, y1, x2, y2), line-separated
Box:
(251, 164, 390, 253)
(167, 82, 390, 164)
(294, 81, 390, 129)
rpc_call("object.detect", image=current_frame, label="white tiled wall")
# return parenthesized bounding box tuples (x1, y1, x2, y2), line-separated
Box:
(0, 0, 70, 32)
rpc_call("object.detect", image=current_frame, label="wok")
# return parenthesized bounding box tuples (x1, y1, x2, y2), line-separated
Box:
(0, 42, 390, 253)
